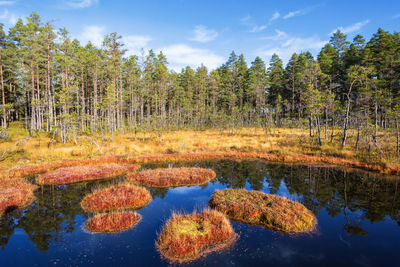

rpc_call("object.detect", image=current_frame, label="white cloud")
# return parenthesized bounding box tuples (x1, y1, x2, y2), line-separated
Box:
(0, 9, 18, 25)
(282, 5, 319, 19)
(256, 30, 327, 64)
(331, 20, 370, 34)
(241, 15, 268, 33)
(78, 25, 105, 47)
(160, 43, 224, 71)
(261, 29, 288, 41)
(270, 12, 280, 21)
(123, 35, 152, 56)
(65, 0, 98, 9)
(283, 10, 302, 19)
(0, 1, 15, 5)
(393, 13, 400, 19)
(189, 25, 218, 43)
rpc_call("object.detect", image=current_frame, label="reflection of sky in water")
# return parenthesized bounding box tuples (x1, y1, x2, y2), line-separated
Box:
(1, 160, 400, 266)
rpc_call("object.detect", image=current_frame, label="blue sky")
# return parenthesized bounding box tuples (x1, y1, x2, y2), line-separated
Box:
(1, 0, 399, 71)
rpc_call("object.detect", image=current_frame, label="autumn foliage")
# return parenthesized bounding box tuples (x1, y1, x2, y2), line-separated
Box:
(156, 209, 236, 263)
(85, 212, 141, 233)
(0, 178, 37, 217)
(209, 188, 316, 233)
(128, 167, 216, 188)
(81, 184, 151, 213)
(36, 163, 140, 185)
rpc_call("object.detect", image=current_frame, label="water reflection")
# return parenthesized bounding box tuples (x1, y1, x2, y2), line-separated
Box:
(0, 159, 399, 253)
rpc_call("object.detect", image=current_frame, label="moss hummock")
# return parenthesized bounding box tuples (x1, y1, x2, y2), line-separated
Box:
(81, 183, 151, 212)
(156, 209, 236, 263)
(209, 188, 316, 233)
(0, 178, 37, 217)
(37, 163, 140, 185)
(128, 167, 216, 188)
(85, 212, 141, 233)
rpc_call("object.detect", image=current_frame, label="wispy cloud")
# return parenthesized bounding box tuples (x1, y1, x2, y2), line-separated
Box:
(241, 15, 268, 33)
(393, 13, 400, 19)
(282, 5, 320, 19)
(160, 43, 224, 71)
(0, 9, 18, 25)
(0, 1, 16, 6)
(123, 35, 152, 56)
(65, 0, 98, 9)
(256, 30, 327, 64)
(78, 25, 105, 47)
(189, 25, 218, 43)
(261, 29, 288, 41)
(283, 10, 302, 19)
(331, 20, 370, 34)
(269, 12, 280, 21)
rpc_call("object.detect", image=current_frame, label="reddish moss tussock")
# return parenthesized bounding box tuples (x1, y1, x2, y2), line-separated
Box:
(209, 188, 316, 233)
(81, 184, 151, 212)
(37, 163, 140, 185)
(156, 209, 236, 263)
(128, 167, 216, 188)
(86, 212, 141, 233)
(1, 156, 134, 180)
(0, 179, 37, 217)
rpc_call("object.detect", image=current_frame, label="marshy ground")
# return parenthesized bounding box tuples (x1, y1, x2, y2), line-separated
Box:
(36, 163, 141, 185)
(81, 183, 151, 213)
(209, 188, 316, 233)
(127, 167, 216, 187)
(156, 209, 236, 263)
(85, 212, 141, 233)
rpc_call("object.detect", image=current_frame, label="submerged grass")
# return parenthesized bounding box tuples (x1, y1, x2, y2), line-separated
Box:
(85, 212, 141, 233)
(209, 188, 316, 233)
(156, 209, 236, 263)
(0, 178, 37, 217)
(81, 183, 151, 213)
(128, 167, 216, 188)
(36, 163, 140, 185)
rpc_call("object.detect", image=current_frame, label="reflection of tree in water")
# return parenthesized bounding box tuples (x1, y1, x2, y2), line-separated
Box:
(0, 178, 122, 252)
(1, 160, 400, 251)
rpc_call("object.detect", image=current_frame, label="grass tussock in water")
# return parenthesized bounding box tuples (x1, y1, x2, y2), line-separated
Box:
(156, 209, 236, 263)
(86, 212, 141, 233)
(209, 188, 316, 233)
(81, 183, 151, 212)
(128, 167, 216, 188)
(0, 178, 37, 217)
(36, 163, 140, 185)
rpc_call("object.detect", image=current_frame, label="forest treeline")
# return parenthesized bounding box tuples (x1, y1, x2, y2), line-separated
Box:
(0, 12, 399, 150)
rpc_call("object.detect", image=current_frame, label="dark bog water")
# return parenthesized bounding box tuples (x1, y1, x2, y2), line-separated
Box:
(1, 160, 400, 266)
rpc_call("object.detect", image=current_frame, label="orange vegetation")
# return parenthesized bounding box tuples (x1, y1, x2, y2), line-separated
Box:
(86, 212, 141, 233)
(0, 178, 37, 217)
(209, 188, 316, 233)
(3, 150, 400, 183)
(128, 167, 216, 188)
(37, 163, 140, 185)
(0, 155, 134, 180)
(81, 184, 151, 212)
(133, 152, 400, 176)
(156, 209, 236, 263)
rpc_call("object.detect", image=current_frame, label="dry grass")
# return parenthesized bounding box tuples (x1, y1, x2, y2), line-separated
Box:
(1, 127, 399, 179)
(127, 167, 216, 188)
(36, 163, 140, 185)
(0, 178, 37, 217)
(85, 212, 141, 233)
(209, 188, 316, 233)
(156, 209, 236, 263)
(81, 183, 151, 212)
